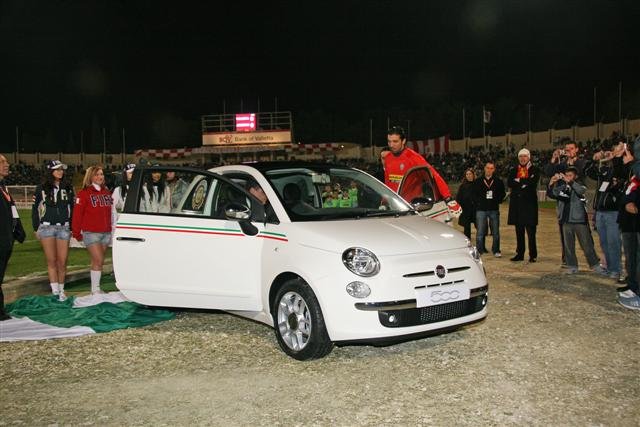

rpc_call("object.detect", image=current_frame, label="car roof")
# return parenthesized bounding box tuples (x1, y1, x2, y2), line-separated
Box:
(240, 161, 354, 173)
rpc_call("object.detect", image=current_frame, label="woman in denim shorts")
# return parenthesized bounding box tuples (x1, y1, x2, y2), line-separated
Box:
(32, 160, 75, 301)
(72, 166, 113, 295)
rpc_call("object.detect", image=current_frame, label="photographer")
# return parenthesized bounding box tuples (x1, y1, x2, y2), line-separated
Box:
(550, 167, 606, 275)
(584, 141, 628, 281)
(544, 141, 587, 267)
(544, 141, 587, 183)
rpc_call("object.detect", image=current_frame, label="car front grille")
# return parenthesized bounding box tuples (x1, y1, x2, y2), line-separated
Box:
(378, 293, 487, 328)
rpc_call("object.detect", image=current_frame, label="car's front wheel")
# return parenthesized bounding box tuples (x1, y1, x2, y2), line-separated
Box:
(272, 279, 333, 360)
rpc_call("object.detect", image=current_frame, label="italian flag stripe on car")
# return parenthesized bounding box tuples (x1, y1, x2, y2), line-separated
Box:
(116, 222, 288, 241)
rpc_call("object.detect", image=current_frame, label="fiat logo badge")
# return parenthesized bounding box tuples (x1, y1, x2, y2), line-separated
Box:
(435, 265, 446, 278)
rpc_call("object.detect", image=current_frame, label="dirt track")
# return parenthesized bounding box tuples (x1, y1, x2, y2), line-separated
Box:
(1, 205, 639, 426)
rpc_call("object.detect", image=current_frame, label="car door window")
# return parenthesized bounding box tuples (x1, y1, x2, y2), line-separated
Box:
(211, 180, 252, 220)
(134, 169, 216, 217)
(398, 167, 442, 203)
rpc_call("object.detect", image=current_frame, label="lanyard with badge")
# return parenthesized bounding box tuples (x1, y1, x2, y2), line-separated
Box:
(483, 178, 493, 200)
(1, 185, 20, 219)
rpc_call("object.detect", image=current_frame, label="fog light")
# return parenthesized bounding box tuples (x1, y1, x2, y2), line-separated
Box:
(388, 314, 397, 323)
(346, 281, 371, 298)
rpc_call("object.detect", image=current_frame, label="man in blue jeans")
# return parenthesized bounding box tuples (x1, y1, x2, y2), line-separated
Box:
(473, 161, 506, 257)
(618, 175, 640, 310)
(584, 142, 627, 281)
(550, 167, 606, 275)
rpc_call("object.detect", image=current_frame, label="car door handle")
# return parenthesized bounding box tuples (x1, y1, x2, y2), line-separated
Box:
(116, 237, 146, 242)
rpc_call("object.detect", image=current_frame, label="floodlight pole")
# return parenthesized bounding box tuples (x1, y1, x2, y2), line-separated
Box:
(618, 81, 622, 128)
(462, 108, 466, 140)
(593, 87, 597, 126)
(369, 118, 373, 159)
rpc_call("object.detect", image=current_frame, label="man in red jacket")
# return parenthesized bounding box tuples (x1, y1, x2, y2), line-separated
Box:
(382, 126, 461, 216)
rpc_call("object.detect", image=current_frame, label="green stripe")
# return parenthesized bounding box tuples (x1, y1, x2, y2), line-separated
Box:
(118, 222, 242, 233)
(259, 231, 287, 238)
(118, 222, 288, 238)
(427, 208, 448, 217)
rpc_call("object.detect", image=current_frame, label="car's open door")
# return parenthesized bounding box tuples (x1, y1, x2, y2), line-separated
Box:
(113, 166, 266, 310)
(397, 166, 452, 223)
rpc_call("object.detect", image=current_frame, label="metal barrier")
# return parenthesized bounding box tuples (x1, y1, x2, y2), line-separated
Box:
(7, 185, 36, 209)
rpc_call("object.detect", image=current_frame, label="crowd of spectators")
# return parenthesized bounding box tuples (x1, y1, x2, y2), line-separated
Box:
(3, 132, 634, 189)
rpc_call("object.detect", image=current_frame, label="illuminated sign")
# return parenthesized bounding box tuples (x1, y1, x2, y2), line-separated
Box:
(235, 113, 256, 132)
(202, 130, 292, 146)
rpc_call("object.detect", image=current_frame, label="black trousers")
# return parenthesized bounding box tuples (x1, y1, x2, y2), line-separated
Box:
(463, 222, 477, 240)
(515, 224, 537, 259)
(0, 246, 13, 312)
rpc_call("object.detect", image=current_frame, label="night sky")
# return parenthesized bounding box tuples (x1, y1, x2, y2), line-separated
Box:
(1, 0, 638, 152)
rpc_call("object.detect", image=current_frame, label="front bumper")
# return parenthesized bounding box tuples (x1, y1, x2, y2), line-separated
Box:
(356, 285, 488, 328)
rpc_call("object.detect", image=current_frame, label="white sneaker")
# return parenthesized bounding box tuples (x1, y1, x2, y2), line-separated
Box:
(91, 289, 105, 295)
(618, 294, 640, 311)
(494, 252, 502, 258)
(58, 291, 67, 302)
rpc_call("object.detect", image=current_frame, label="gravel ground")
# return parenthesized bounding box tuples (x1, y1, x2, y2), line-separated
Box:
(1, 206, 639, 426)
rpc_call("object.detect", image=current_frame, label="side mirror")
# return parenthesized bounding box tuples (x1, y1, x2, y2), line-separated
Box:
(410, 197, 434, 212)
(224, 203, 251, 220)
(224, 203, 259, 236)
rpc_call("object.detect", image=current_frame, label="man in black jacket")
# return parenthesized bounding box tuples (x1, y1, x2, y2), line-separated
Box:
(1, 154, 25, 320)
(584, 142, 629, 281)
(473, 161, 506, 257)
(507, 149, 540, 262)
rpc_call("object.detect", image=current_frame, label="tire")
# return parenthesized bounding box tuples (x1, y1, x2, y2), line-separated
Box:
(271, 278, 333, 360)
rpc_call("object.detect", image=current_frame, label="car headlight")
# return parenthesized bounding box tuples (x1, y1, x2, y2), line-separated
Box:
(342, 247, 380, 277)
(468, 242, 482, 263)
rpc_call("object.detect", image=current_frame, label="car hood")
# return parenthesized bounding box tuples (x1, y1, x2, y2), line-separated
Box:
(290, 214, 468, 256)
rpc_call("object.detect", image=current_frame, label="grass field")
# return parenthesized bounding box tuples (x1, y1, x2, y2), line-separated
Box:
(5, 209, 112, 281)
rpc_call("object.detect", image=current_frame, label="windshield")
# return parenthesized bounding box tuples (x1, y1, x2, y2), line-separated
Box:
(264, 166, 413, 221)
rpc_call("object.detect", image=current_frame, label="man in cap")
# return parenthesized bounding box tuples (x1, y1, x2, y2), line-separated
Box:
(507, 148, 540, 262)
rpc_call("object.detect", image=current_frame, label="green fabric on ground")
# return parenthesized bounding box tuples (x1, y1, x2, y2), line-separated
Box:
(7, 295, 175, 333)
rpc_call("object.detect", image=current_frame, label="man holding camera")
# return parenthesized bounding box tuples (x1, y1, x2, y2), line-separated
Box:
(544, 141, 587, 180)
(584, 141, 629, 281)
(550, 166, 606, 275)
(544, 141, 588, 266)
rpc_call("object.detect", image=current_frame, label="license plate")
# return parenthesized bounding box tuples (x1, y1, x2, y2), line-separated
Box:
(415, 284, 470, 308)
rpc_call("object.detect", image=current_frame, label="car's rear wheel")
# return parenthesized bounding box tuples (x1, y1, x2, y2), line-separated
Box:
(272, 279, 333, 360)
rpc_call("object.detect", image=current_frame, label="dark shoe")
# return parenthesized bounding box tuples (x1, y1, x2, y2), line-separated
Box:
(510, 255, 524, 262)
(529, 258, 537, 263)
(0, 310, 11, 321)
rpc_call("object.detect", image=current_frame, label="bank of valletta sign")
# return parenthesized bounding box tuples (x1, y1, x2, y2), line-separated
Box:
(202, 130, 292, 146)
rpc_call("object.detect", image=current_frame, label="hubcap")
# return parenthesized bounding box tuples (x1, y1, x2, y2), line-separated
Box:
(277, 291, 311, 351)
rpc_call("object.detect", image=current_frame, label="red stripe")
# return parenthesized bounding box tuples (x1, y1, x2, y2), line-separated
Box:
(257, 235, 289, 242)
(116, 226, 244, 237)
(430, 209, 449, 218)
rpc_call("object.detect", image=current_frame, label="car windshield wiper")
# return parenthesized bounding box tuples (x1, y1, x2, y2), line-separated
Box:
(360, 209, 412, 218)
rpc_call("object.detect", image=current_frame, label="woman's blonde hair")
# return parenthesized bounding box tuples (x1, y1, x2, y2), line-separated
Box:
(82, 165, 104, 188)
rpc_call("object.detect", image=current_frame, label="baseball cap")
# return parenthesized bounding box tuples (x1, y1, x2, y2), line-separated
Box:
(46, 160, 67, 170)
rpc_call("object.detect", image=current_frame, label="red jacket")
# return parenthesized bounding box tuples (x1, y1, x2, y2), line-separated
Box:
(383, 148, 451, 200)
(72, 185, 113, 239)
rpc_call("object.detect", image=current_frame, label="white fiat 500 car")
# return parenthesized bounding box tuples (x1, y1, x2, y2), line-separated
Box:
(113, 163, 487, 360)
